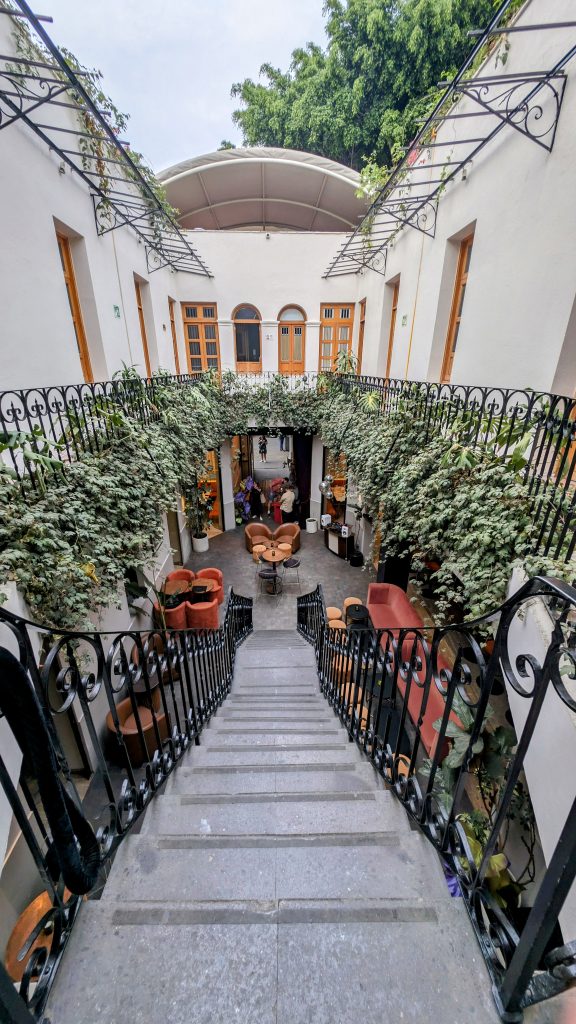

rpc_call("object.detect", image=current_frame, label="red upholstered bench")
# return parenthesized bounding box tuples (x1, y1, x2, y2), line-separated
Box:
(366, 583, 462, 757)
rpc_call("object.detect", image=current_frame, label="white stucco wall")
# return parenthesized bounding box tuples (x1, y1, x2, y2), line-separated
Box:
(365, 0, 576, 393)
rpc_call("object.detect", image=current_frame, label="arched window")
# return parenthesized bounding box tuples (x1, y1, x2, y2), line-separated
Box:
(233, 304, 261, 372)
(278, 304, 306, 375)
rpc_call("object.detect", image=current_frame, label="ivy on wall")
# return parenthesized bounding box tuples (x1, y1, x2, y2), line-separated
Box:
(0, 372, 571, 630)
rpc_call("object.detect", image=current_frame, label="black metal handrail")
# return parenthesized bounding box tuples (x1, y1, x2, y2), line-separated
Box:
(337, 373, 576, 560)
(0, 587, 252, 1019)
(3, 369, 576, 557)
(297, 576, 576, 1020)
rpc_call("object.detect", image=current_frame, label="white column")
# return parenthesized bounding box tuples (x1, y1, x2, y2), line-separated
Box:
(219, 440, 236, 531)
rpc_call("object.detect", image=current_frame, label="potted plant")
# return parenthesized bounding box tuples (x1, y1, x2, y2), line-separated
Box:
(184, 476, 214, 554)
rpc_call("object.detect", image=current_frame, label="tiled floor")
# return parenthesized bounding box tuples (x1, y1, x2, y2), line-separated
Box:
(185, 521, 375, 630)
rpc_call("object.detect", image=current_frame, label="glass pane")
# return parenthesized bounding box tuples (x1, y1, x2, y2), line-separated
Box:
(207, 358, 219, 369)
(338, 342, 349, 353)
(203, 306, 215, 318)
(280, 334, 290, 361)
(322, 327, 333, 341)
(457, 283, 467, 318)
(323, 308, 333, 319)
(281, 326, 289, 335)
(279, 307, 304, 322)
(235, 323, 260, 362)
(204, 324, 216, 340)
(206, 341, 217, 356)
(293, 334, 303, 361)
(187, 324, 199, 340)
(451, 322, 461, 354)
(294, 327, 302, 336)
(340, 308, 350, 318)
(235, 306, 259, 320)
(338, 327, 350, 341)
(184, 306, 197, 318)
(189, 342, 201, 355)
(190, 358, 202, 370)
(322, 343, 332, 357)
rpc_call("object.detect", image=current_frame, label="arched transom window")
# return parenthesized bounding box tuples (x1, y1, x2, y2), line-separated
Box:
(233, 304, 261, 372)
(278, 304, 306, 375)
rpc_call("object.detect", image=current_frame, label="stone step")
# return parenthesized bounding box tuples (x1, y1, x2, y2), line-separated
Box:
(140, 790, 404, 838)
(200, 731, 342, 746)
(230, 688, 319, 698)
(232, 666, 320, 685)
(46, 898, 503, 1024)
(165, 764, 381, 797)
(102, 830, 448, 904)
(234, 649, 317, 669)
(183, 747, 364, 768)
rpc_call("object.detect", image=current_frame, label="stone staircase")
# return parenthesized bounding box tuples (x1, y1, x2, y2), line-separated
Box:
(47, 629, 504, 1023)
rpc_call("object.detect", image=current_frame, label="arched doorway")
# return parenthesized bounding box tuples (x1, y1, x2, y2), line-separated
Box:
(278, 305, 306, 374)
(233, 304, 261, 373)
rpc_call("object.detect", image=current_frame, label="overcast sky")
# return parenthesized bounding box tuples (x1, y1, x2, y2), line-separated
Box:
(44, 0, 327, 172)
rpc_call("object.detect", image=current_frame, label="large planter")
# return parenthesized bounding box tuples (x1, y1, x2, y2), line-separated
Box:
(192, 534, 209, 554)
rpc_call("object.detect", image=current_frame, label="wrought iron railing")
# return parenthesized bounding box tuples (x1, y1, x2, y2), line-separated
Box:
(0, 588, 252, 1020)
(3, 369, 576, 557)
(338, 374, 576, 561)
(0, 372, 203, 486)
(297, 578, 576, 1021)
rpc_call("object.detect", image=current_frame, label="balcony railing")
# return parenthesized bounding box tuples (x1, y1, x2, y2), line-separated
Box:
(0, 588, 252, 1020)
(2, 370, 576, 558)
(297, 578, 576, 1020)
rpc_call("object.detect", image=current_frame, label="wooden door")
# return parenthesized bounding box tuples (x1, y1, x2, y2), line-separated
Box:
(441, 236, 474, 383)
(56, 233, 93, 383)
(385, 281, 399, 378)
(279, 322, 305, 374)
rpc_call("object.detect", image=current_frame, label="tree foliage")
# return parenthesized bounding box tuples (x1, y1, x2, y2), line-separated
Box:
(231, 0, 495, 169)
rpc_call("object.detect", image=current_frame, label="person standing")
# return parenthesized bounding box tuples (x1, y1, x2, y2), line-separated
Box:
(279, 431, 288, 451)
(280, 480, 295, 523)
(258, 435, 268, 463)
(250, 482, 263, 519)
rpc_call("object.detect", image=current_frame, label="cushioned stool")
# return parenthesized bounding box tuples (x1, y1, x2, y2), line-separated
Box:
(326, 606, 342, 621)
(252, 543, 266, 563)
(278, 542, 292, 554)
(327, 619, 346, 630)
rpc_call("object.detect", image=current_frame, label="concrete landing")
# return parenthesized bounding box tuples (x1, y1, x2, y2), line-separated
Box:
(47, 629, 519, 1023)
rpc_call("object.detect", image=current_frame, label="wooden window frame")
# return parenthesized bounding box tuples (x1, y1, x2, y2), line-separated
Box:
(278, 304, 306, 375)
(134, 279, 152, 378)
(357, 298, 366, 374)
(168, 298, 181, 375)
(441, 235, 474, 383)
(319, 303, 356, 371)
(233, 304, 262, 373)
(385, 280, 400, 379)
(181, 302, 221, 374)
(56, 233, 93, 383)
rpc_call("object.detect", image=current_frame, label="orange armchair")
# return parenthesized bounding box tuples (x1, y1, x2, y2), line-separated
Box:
(105, 689, 169, 767)
(245, 523, 272, 552)
(273, 523, 301, 551)
(185, 599, 219, 630)
(154, 602, 188, 630)
(196, 567, 224, 605)
(165, 568, 195, 585)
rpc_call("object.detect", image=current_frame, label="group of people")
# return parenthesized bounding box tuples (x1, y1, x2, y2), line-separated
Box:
(249, 477, 297, 524)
